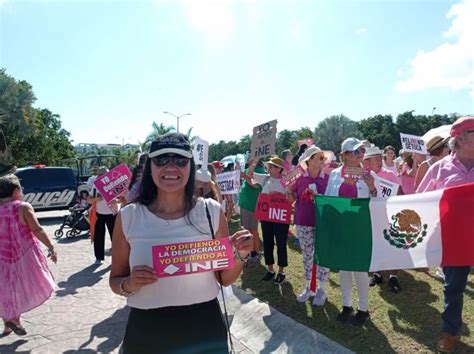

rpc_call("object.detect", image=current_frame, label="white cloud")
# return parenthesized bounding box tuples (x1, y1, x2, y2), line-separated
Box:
(180, 0, 236, 42)
(355, 27, 368, 35)
(396, 0, 474, 96)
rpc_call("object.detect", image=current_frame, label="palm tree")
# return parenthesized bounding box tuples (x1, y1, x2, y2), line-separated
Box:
(143, 121, 176, 150)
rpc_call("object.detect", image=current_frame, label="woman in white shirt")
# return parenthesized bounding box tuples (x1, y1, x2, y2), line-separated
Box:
(109, 133, 253, 354)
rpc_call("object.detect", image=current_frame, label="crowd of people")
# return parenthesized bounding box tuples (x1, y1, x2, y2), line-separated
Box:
(0, 116, 472, 353)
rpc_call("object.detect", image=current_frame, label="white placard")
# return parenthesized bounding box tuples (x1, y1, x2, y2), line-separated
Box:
(193, 138, 209, 172)
(216, 171, 241, 195)
(377, 177, 399, 199)
(250, 120, 277, 159)
(400, 133, 428, 154)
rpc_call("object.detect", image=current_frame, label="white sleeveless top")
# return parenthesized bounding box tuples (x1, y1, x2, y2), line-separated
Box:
(120, 197, 221, 309)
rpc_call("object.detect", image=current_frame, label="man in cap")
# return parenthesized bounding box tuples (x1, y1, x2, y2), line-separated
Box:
(363, 146, 403, 293)
(417, 116, 474, 353)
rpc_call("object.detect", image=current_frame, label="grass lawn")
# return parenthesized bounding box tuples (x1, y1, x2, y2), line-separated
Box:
(229, 217, 474, 353)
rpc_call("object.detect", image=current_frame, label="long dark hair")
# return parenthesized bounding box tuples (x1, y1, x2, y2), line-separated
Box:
(136, 156, 200, 234)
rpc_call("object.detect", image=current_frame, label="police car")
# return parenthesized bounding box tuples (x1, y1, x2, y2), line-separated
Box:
(15, 165, 79, 211)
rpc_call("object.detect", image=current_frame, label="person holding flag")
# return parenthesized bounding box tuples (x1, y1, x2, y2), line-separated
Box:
(325, 137, 377, 327)
(417, 116, 474, 353)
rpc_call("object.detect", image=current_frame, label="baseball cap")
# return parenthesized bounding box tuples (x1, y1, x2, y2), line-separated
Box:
(149, 133, 193, 159)
(450, 116, 474, 137)
(341, 138, 365, 153)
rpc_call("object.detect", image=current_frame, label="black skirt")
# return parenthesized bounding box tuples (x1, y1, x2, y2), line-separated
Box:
(123, 298, 229, 354)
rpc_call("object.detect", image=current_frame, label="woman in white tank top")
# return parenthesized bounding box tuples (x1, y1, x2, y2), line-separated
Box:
(109, 133, 253, 354)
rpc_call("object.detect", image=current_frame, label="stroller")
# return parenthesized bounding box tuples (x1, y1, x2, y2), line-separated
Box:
(54, 188, 91, 239)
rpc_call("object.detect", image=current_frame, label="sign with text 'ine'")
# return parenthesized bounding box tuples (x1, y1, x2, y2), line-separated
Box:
(251, 120, 277, 159)
(254, 193, 292, 224)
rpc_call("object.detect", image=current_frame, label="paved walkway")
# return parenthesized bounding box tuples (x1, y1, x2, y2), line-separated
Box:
(0, 211, 351, 353)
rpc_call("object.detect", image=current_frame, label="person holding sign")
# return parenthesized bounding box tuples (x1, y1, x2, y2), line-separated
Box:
(87, 166, 121, 265)
(416, 116, 474, 353)
(363, 147, 403, 293)
(286, 146, 330, 304)
(249, 157, 290, 284)
(325, 138, 377, 327)
(109, 133, 253, 354)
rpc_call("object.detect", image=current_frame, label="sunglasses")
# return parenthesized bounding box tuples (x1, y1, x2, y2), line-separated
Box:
(151, 155, 190, 168)
(352, 148, 366, 156)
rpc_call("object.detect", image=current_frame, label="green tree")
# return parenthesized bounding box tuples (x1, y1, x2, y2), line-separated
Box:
(358, 114, 399, 150)
(314, 114, 360, 152)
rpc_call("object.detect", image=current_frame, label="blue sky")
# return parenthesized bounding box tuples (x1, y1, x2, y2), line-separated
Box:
(1, 0, 473, 146)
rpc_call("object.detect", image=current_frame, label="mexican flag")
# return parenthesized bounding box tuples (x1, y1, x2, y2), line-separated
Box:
(313, 183, 474, 272)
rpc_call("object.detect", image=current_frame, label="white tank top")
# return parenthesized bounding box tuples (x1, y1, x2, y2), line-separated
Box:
(120, 197, 221, 309)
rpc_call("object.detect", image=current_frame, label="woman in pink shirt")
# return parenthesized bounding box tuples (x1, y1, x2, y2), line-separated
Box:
(287, 146, 329, 305)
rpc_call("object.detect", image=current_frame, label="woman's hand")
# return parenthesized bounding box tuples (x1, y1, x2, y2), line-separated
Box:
(48, 249, 58, 264)
(123, 265, 158, 293)
(229, 230, 253, 258)
(363, 174, 376, 192)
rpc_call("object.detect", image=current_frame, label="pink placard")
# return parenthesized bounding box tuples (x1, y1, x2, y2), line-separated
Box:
(280, 165, 305, 188)
(341, 165, 370, 179)
(152, 238, 235, 278)
(93, 163, 132, 204)
(298, 138, 314, 147)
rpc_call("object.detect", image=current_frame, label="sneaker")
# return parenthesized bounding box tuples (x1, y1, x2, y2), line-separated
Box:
(261, 271, 275, 281)
(297, 288, 315, 302)
(336, 306, 354, 323)
(274, 272, 286, 284)
(350, 310, 370, 327)
(95, 259, 102, 265)
(312, 288, 327, 306)
(388, 276, 402, 293)
(369, 273, 383, 287)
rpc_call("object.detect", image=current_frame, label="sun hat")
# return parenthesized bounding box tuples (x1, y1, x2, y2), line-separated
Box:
(364, 146, 383, 159)
(195, 169, 212, 183)
(341, 138, 365, 153)
(426, 136, 450, 153)
(450, 116, 474, 137)
(149, 133, 193, 159)
(299, 145, 323, 164)
(265, 157, 284, 169)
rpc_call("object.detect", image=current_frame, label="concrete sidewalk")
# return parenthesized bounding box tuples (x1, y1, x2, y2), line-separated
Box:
(0, 211, 351, 353)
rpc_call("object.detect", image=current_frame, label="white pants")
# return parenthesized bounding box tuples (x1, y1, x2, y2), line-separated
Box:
(340, 271, 369, 312)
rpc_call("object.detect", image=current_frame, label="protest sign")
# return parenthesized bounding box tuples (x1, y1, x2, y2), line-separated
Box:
(93, 163, 131, 204)
(280, 165, 306, 188)
(377, 177, 399, 199)
(254, 193, 292, 224)
(341, 165, 369, 179)
(216, 171, 240, 195)
(250, 120, 277, 159)
(298, 138, 314, 147)
(400, 133, 428, 154)
(193, 137, 209, 172)
(152, 238, 234, 278)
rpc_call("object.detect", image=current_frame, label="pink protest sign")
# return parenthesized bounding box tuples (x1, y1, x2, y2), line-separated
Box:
(93, 163, 132, 204)
(152, 238, 235, 278)
(280, 165, 306, 188)
(341, 165, 369, 179)
(298, 138, 314, 147)
(254, 193, 292, 224)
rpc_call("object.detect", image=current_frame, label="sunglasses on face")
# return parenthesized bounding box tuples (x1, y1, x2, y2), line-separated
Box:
(352, 148, 366, 156)
(151, 155, 190, 168)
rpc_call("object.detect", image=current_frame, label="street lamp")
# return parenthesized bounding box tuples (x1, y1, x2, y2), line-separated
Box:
(432, 107, 437, 115)
(163, 111, 191, 133)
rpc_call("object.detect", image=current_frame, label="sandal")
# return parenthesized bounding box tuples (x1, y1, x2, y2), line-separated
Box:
(5, 321, 27, 336)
